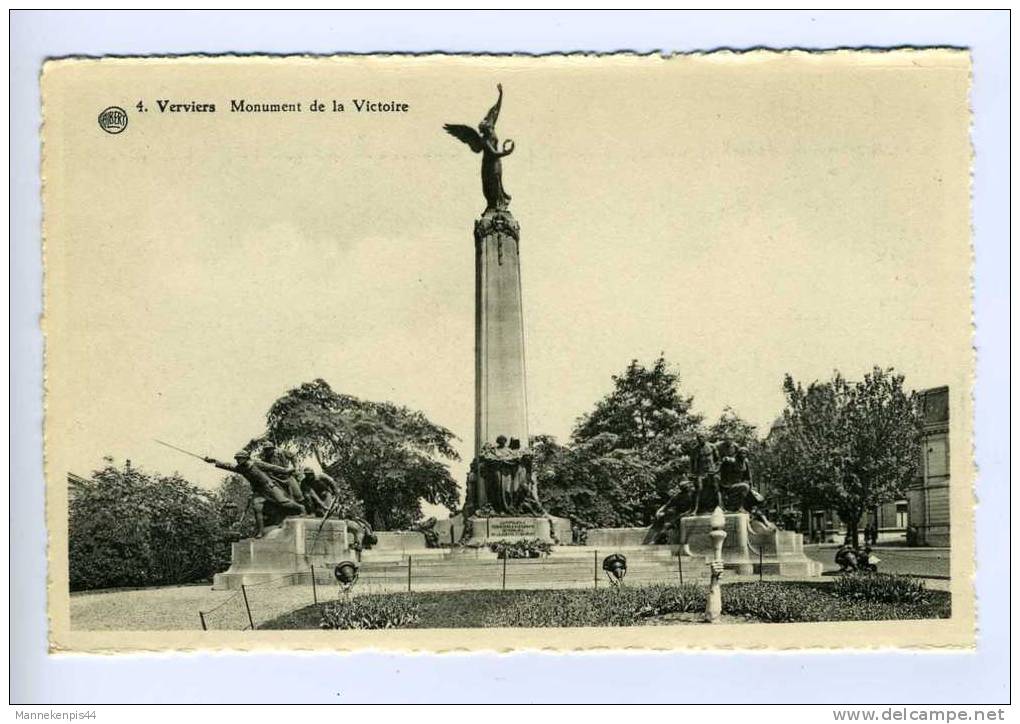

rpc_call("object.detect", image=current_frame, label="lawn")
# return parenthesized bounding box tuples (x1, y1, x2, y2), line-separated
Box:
(261, 578, 951, 630)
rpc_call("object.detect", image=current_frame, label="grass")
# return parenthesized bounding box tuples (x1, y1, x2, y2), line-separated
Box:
(262, 589, 528, 629)
(260, 581, 952, 630)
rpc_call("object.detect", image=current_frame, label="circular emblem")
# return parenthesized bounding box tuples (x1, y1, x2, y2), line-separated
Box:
(97, 106, 128, 134)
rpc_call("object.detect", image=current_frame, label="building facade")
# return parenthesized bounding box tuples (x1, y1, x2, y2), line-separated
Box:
(761, 385, 950, 547)
(906, 386, 951, 546)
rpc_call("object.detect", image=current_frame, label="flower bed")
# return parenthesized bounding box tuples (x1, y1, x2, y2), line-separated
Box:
(267, 575, 951, 630)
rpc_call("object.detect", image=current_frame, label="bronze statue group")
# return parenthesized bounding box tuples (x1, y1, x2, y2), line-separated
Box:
(204, 439, 371, 541)
(466, 435, 545, 517)
(645, 433, 773, 544)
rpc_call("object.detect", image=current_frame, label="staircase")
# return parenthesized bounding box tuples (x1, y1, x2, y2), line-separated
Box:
(300, 545, 710, 593)
(213, 515, 819, 592)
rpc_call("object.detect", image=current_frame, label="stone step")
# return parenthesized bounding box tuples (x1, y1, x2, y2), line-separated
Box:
(359, 546, 684, 564)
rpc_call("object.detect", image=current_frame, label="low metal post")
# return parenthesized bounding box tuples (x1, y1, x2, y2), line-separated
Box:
(407, 555, 412, 592)
(759, 546, 764, 583)
(594, 550, 599, 589)
(502, 553, 508, 591)
(240, 584, 255, 630)
(677, 553, 683, 585)
(311, 564, 318, 604)
(199, 611, 207, 631)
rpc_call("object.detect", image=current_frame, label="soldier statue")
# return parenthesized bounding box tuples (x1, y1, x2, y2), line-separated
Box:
(205, 450, 305, 538)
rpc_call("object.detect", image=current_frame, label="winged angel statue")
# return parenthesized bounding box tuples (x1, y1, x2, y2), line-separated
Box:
(444, 83, 516, 212)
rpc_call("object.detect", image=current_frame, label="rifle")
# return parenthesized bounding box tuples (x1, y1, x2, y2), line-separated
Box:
(155, 438, 210, 462)
(310, 494, 344, 555)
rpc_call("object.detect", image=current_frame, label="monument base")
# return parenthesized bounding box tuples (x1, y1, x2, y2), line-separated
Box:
(678, 511, 823, 576)
(464, 515, 572, 546)
(212, 516, 430, 590)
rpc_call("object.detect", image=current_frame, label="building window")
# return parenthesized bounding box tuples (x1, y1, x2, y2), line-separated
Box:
(927, 435, 949, 477)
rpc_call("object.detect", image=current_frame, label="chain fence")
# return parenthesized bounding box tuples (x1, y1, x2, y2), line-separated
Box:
(198, 551, 716, 630)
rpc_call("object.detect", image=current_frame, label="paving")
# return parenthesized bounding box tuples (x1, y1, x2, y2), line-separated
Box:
(804, 545, 950, 580)
(70, 581, 322, 631)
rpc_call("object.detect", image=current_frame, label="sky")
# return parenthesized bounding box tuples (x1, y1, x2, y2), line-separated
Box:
(43, 52, 972, 513)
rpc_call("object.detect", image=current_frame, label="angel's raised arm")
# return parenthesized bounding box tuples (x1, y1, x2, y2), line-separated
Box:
(481, 84, 503, 130)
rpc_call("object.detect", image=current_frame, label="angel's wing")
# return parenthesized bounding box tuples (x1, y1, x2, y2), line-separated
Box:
(443, 123, 484, 153)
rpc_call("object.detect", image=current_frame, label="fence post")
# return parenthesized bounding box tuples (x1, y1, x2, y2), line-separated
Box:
(759, 546, 764, 583)
(407, 555, 412, 592)
(199, 611, 207, 631)
(240, 584, 255, 630)
(594, 550, 599, 589)
(502, 553, 507, 591)
(677, 553, 683, 585)
(310, 564, 318, 604)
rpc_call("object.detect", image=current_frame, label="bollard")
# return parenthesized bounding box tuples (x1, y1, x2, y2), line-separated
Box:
(241, 584, 255, 630)
(199, 611, 207, 631)
(677, 552, 683, 585)
(311, 564, 318, 604)
(759, 546, 764, 583)
(502, 553, 508, 590)
(594, 550, 599, 589)
(704, 507, 727, 623)
(407, 554, 412, 592)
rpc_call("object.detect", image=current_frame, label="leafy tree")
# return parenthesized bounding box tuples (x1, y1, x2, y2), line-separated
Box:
(707, 407, 760, 451)
(764, 367, 922, 545)
(69, 458, 226, 591)
(572, 356, 703, 453)
(533, 356, 705, 528)
(213, 474, 257, 541)
(262, 379, 460, 530)
(532, 433, 659, 529)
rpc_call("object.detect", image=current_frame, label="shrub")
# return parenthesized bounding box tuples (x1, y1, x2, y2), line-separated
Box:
(485, 583, 706, 627)
(832, 573, 928, 605)
(722, 583, 835, 622)
(69, 460, 227, 591)
(319, 594, 421, 630)
(722, 582, 948, 622)
(629, 583, 707, 619)
(489, 538, 553, 559)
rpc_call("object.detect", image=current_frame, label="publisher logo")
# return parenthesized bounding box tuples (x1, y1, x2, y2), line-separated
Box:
(98, 106, 128, 134)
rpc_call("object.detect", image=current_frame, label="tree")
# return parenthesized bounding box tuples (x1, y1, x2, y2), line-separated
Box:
(572, 355, 703, 455)
(261, 379, 460, 530)
(213, 474, 258, 541)
(707, 407, 760, 451)
(532, 356, 704, 528)
(69, 458, 225, 591)
(531, 433, 659, 529)
(764, 367, 922, 545)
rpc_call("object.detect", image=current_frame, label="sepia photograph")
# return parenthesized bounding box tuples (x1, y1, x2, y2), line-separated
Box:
(39, 50, 976, 654)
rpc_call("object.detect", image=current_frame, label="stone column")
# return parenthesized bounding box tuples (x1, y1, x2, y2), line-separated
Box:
(474, 208, 529, 457)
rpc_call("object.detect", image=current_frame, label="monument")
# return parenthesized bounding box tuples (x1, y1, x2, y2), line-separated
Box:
(445, 85, 571, 545)
(212, 85, 819, 590)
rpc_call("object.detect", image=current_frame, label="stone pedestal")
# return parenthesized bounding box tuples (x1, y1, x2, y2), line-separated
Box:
(585, 527, 649, 548)
(677, 512, 823, 576)
(212, 516, 429, 590)
(464, 515, 571, 546)
(680, 512, 754, 574)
